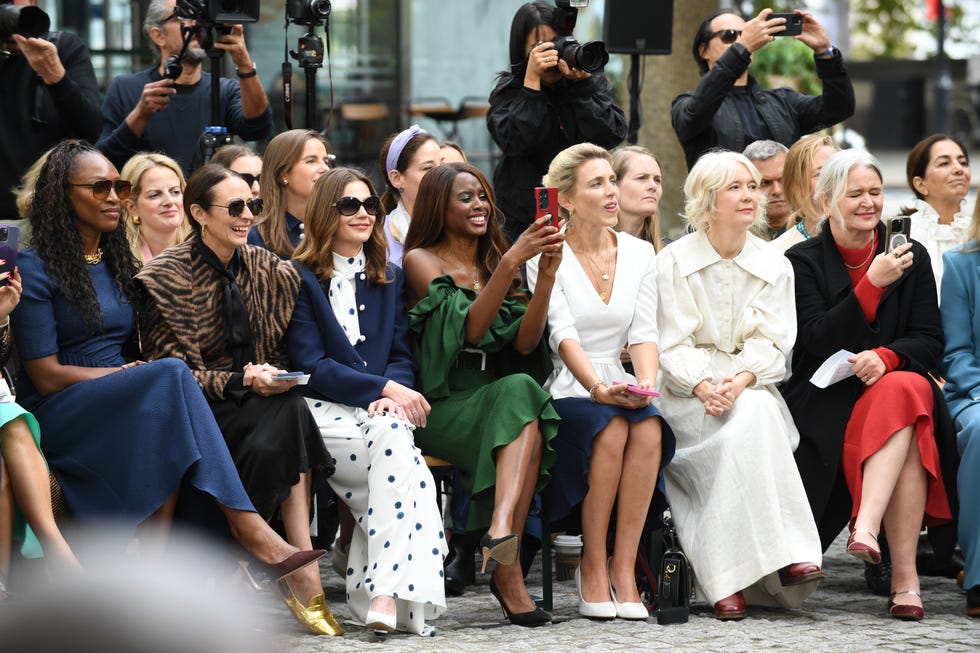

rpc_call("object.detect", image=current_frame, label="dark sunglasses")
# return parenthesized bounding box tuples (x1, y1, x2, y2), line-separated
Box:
(211, 198, 264, 217)
(335, 196, 380, 217)
(234, 171, 260, 187)
(70, 179, 132, 200)
(709, 29, 742, 44)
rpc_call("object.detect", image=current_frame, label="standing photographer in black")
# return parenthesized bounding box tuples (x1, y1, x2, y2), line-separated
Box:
(488, 1, 626, 242)
(672, 8, 854, 171)
(0, 0, 100, 223)
(97, 0, 271, 174)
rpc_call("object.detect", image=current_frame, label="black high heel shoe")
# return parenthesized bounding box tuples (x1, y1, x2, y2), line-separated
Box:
(488, 576, 552, 627)
(480, 533, 519, 574)
(261, 549, 328, 581)
(444, 531, 478, 596)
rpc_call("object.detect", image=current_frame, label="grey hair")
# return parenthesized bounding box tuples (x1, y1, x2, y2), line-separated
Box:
(144, 0, 174, 61)
(742, 140, 789, 162)
(814, 149, 883, 232)
(682, 150, 766, 234)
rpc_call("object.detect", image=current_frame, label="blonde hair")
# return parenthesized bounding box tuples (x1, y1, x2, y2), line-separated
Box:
(610, 145, 664, 252)
(14, 147, 54, 220)
(542, 142, 611, 222)
(783, 133, 838, 227)
(682, 150, 766, 234)
(120, 152, 191, 264)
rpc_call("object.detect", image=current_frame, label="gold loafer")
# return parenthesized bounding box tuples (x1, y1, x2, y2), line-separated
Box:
(277, 579, 344, 636)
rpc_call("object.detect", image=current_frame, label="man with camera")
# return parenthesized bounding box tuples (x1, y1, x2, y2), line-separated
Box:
(97, 0, 271, 174)
(488, 1, 626, 242)
(0, 0, 101, 223)
(672, 8, 854, 170)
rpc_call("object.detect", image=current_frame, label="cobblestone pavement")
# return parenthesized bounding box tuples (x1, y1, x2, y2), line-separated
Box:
(267, 530, 976, 652)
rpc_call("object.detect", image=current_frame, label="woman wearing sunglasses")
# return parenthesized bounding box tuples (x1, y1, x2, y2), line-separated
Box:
(11, 141, 338, 634)
(137, 164, 338, 634)
(120, 152, 192, 264)
(211, 144, 264, 200)
(250, 130, 331, 259)
(283, 167, 446, 635)
(672, 8, 853, 170)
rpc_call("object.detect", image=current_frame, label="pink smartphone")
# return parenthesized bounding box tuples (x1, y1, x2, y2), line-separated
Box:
(612, 381, 660, 397)
(534, 186, 560, 228)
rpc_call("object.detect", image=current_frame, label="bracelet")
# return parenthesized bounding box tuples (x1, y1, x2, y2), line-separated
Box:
(588, 379, 607, 403)
(236, 62, 258, 79)
(814, 47, 835, 59)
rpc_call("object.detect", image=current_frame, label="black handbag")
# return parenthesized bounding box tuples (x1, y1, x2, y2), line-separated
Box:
(657, 510, 693, 625)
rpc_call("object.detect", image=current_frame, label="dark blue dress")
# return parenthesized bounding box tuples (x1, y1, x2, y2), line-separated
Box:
(11, 249, 254, 530)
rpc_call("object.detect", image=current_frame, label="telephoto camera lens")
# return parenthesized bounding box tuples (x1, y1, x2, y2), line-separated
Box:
(552, 35, 609, 74)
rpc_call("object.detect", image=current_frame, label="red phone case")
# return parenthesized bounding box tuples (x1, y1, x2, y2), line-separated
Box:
(534, 187, 559, 228)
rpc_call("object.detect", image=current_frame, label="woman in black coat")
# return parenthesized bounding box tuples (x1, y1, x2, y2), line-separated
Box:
(782, 149, 958, 620)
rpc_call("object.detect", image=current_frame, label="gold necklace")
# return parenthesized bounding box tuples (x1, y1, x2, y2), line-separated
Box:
(568, 231, 613, 300)
(842, 231, 876, 270)
(83, 247, 104, 265)
(440, 247, 482, 290)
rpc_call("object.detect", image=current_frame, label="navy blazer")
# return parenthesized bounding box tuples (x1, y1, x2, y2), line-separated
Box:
(286, 262, 415, 408)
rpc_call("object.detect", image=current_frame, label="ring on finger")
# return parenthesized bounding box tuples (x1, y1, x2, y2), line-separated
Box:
(893, 250, 902, 258)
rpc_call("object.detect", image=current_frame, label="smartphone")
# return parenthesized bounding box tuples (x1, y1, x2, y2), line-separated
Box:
(534, 186, 560, 228)
(612, 381, 661, 397)
(884, 216, 912, 252)
(771, 12, 803, 36)
(274, 371, 306, 379)
(0, 225, 19, 287)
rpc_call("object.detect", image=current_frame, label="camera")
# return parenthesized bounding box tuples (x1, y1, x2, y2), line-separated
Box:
(0, 4, 50, 41)
(174, 0, 260, 26)
(286, 0, 331, 26)
(552, 35, 608, 73)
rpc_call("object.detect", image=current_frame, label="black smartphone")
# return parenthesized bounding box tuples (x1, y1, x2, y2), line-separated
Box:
(0, 225, 19, 287)
(771, 12, 803, 36)
(884, 216, 912, 252)
(534, 187, 560, 228)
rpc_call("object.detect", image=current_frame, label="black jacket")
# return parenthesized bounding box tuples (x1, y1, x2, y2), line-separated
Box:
(671, 43, 855, 170)
(781, 224, 959, 549)
(0, 31, 102, 222)
(487, 72, 626, 241)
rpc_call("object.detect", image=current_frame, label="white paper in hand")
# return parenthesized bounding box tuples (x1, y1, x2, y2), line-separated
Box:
(809, 349, 856, 388)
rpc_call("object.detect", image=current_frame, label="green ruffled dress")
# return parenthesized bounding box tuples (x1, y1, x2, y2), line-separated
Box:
(409, 275, 559, 531)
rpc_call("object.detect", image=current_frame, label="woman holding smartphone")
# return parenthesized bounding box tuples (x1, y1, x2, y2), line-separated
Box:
(783, 149, 957, 621)
(402, 162, 563, 627)
(526, 143, 674, 620)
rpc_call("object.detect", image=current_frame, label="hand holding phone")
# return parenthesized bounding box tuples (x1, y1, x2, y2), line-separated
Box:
(0, 225, 19, 287)
(770, 12, 803, 36)
(612, 381, 660, 397)
(884, 216, 912, 253)
(534, 186, 560, 228)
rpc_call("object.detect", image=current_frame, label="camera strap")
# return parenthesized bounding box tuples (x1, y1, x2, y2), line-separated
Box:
(282, 19, 293, 130)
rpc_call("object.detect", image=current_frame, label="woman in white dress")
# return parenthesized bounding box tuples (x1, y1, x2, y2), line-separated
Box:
(902, 133, 972, 287)
(656, 151, 822, 620)
(286, 168, 446, 635)
(527, 143, 674, 621)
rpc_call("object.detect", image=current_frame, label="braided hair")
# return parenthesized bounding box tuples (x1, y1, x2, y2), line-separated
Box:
(29, 140, 141, 334)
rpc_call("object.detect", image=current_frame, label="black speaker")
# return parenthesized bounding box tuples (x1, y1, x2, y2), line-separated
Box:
(603, 0, 673, 55)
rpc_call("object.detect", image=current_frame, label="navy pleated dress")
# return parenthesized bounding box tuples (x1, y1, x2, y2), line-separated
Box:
(11, 249, 254, 533)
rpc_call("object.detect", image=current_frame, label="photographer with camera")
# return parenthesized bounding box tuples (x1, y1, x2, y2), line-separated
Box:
(672, 8, 854, 171)
(488, 1, 626, 243)
(97, 0, 271, 175)
(0, 0, 101, 224)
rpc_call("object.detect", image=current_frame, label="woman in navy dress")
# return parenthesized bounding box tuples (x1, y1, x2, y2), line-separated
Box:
(286, 167, 446, 635)
(10, 140, 338, 635)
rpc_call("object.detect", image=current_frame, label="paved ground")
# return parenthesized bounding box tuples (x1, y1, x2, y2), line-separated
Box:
(266, 530, 976, 653)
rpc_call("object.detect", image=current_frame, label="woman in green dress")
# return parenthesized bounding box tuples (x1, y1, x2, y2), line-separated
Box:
(402, 162, 563, 627)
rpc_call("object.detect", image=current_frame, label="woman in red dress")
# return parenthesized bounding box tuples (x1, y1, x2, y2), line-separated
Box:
(782, 149, 959, 621)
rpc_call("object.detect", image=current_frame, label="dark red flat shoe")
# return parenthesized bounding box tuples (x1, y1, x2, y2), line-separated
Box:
(846, 529, 881, 565)
(713, 592, 746, 620)
(888, 590, 924, 621)
(779, 562, 825, 586)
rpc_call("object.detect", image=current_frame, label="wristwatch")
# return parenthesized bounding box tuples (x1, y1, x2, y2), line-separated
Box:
(236, 62, 258, 79)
